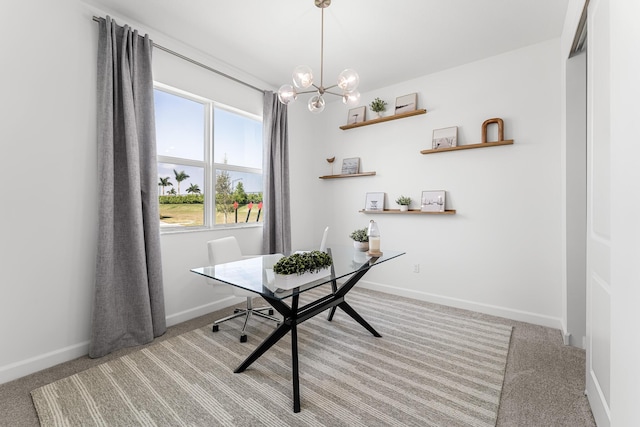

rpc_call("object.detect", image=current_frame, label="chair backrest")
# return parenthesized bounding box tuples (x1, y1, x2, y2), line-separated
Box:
(207, 236, 243, 266)
(320, 226, 329, 252)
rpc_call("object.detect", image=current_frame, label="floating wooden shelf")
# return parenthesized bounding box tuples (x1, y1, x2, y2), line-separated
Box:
(420, 139, 514, 154)
(359, 209, 456, 215)
(319, 172, 376, 179)
(340, 109, 427, 130)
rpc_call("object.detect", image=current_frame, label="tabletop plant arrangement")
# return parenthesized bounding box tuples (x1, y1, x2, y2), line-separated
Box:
(350, 227, 369, 251)
(369, 97, 387, 118)
(272, 250, 333, 290)
(395, 195, 412, 211)
(273, 251, 333, 276)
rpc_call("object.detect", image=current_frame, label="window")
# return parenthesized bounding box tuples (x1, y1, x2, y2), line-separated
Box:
(154, 84, 263, 230)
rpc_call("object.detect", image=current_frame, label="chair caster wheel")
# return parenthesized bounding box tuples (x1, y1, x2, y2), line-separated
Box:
(212, 324, 219, 333)
(240, 334, 247, 343)
(268, 309, 274, 315)
(234, 308, 242, 313)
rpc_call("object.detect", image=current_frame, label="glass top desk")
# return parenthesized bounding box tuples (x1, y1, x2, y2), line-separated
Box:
(191, 245, 405, 413)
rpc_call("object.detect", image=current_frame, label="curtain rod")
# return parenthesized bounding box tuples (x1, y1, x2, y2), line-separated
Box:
(92, 16, 265, 94)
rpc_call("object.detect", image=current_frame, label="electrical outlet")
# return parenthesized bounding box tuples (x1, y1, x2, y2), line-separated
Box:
(413, 264, 420, 273)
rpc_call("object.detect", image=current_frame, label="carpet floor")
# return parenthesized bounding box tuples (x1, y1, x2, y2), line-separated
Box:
(0, 287, 595, 426)
(30, 288, 512, 426)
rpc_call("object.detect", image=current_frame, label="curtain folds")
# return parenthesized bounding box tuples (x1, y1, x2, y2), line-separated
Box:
(262, 91, 291, 255)
(90, 17, 166, 358)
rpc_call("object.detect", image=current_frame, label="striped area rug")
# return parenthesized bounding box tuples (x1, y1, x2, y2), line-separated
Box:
(31, 288, 512, 426)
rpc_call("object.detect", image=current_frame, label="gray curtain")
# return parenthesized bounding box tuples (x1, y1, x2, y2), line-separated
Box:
(262, 91, 291, 254)
(90, 17, 166, 358)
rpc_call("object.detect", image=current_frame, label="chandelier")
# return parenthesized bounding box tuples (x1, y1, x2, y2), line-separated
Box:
(277, 0, 360, 113)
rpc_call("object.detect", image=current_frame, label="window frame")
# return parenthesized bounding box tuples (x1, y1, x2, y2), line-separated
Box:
(154, 82, 263, 233)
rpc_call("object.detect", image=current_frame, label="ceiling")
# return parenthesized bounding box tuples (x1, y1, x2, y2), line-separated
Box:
(86, 0, 569, 93)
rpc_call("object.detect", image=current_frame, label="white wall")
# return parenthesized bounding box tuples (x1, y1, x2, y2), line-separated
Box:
(288, 39, 564, 328)
(0, 0, 97, 384)
(0, 0, 270, 384)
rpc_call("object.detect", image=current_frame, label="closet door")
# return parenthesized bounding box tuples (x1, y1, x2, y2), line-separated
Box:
(585, 0, 611, 425)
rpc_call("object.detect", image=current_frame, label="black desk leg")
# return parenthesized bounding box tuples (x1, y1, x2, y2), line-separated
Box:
(327, 278, 338, 321)
(338, 301, 382, 337)
(235, 296, 293, 373)
(291, 323, 300, 412)
(234, 323, 291, 373)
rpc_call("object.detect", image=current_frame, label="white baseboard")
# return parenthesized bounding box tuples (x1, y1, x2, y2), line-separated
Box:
(358, 281, 564, 330)
(586, 369, 611, 427)
(0, 295, 243, 385)
(0, 341, 89, 385)
(165, 295, 243, 327)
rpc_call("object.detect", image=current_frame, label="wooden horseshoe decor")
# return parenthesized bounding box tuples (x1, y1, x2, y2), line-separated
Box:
(481, 118, 504, 143)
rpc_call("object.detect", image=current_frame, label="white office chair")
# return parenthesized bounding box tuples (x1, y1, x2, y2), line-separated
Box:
(320, 226, 329, 252)
(207, 236, 279, 342)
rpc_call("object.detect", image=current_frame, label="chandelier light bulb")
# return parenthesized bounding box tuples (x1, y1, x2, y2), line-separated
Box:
(337, 68, 360, 92)
(308, 95, 325, 113)
(277, 84, 297, 105)
(292, 65, 314, 89)
(342, 90, 360, 105)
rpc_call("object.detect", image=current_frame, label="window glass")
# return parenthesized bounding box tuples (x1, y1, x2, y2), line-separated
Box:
(214, 107, 262, 169)
(214, 169, 263, 225)
(154, 84, 262, 230)
(154, 89, 205, 161)
(158, 163, 205, 228)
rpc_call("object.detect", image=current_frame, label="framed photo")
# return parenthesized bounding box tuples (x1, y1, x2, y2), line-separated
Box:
(432, 126, 458, 149)
(365, 192, 385, 211)
(421, 190, 446, 212)
(347, 106, 366, 125)
(395, 93, 417, 114)
(341, 157, 360, 175)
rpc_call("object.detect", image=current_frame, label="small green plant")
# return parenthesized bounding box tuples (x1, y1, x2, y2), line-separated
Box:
(395, 195, 412, 206)
(369, 97, 387, 113)
(349, 228, 369, 242)
(273, 250, 333, 276)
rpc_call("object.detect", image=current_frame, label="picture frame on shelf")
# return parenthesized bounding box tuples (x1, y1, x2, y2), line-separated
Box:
(421, 190, 446, 212)
(394, 93, 417, 114)
(365, 192, 385, 211)
(341, 157, 360, 175)
(432, 126, 458, 149)
(347, 106, 366, 125)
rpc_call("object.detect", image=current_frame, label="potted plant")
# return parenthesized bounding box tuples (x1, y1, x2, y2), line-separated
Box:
(369, 97, 387, 119)
(272, 250, 333, 290)
(395, 195, 412, 212)
(350, 227, 369, 251)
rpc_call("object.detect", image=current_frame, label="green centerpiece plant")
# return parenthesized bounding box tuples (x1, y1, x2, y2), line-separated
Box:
(273, 250, 333, 276)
